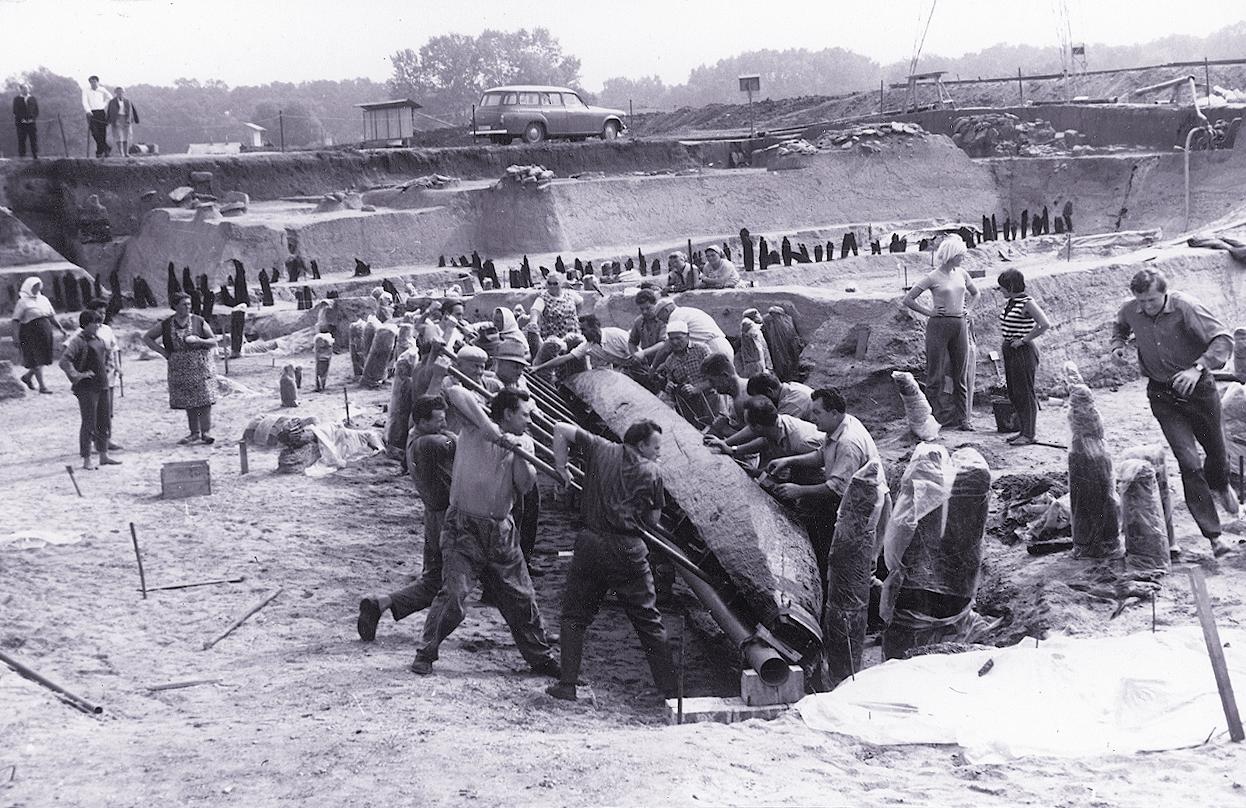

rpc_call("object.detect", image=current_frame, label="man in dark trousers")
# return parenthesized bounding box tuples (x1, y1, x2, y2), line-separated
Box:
(412, 385, 559, 677)
(1110, 267, 1237, 558)
(82, 75, 112, 158)
(546, 419, 676, 702)
(59, 310, 121, 470)
(356, 395, 457, 640)
(12, 83, 38, 159)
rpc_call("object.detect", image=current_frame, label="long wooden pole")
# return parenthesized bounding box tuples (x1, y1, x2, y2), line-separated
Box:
(129, 522, 147, 600)
(1187, 567, 1245, 741)
(202, 588, 283, 651)
(0, 650, 102, 714)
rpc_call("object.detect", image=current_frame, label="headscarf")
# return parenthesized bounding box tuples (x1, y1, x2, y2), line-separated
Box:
(20, 277, 44, 299)
(492, 306, 530, 360)
(14, 276, 54, 322)
(742, 307, 763, 325)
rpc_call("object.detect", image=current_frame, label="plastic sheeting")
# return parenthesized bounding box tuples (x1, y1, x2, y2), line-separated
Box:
(891, 371, 941, 440)
(880, 443, 954, 622)
(798, 627, 1246, 762)
(305, 423, 383, 476)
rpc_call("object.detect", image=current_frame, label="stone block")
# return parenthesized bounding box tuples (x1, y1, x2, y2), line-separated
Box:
(222, 191, 250, 206)
(169, 186, 194, 203)
(740, 666, 805, 706)
(343, 192, 364, 210)
(220, 202, 247, 217)
(192, 203, 221, 224)
(189, 171, 213, 184)
(0, 360, 27, 400)
(665, 697, 789, 725)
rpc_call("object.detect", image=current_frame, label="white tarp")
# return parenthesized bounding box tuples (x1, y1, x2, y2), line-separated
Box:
(797, 628, 1245, 763)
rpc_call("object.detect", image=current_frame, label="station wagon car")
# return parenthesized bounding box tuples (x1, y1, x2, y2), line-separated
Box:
(472, 85, 627, 145)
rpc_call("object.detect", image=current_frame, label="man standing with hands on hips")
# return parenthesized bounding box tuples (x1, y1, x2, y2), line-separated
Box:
(82, 75, 112, 158)
(1110, 267, 1236, 558)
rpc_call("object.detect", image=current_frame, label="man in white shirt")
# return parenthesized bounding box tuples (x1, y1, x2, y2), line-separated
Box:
(82, 75, 113, 158)
(747, 371, 814, 421)
(637, 296, 734, 364)
(531, 315, 640, 375)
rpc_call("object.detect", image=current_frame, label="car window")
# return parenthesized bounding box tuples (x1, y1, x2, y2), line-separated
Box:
(518, 92, 540, 105)
(502, 93, 518, 105)
(540, 92, 562, 106)
(562, 93, 588, 109)
(479, 93, 502, 107)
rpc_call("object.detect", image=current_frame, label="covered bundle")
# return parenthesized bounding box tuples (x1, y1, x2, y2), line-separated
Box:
(1068, 385, 1121, 558)
(824, 459, 890, 686)
(279, 364, 299, 407)
(361, 323, 398, 388)
(892, 371, 941, 440)
(1119, 444, 1175, 551)
(385, 348, 418, 457)
(1116, 458, 1170, 572)
(348, 319, 367, 378)
(881, 446, 992, 660)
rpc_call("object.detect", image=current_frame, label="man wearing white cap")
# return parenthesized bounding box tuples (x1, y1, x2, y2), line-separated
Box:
(657, 320, 721, 426)
(699, 245, 741, 289)
(636, 293, 734, 364)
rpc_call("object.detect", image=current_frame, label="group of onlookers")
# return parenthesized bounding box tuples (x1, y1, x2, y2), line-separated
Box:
(9, 74, 139, 160)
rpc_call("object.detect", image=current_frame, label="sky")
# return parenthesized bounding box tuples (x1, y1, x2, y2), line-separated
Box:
(1, 0, 1244, 91)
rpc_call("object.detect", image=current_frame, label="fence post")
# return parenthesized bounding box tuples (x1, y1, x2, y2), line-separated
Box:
(279, 110, 285, 152)
(57, 114, 69, 157)
(1018, 67, 1024, 105)
(1205, 57, 1212, 99)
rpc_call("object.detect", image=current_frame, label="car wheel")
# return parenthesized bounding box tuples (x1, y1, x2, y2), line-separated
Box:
(601, 121, 620, 141)
(522, 122, 546, 144)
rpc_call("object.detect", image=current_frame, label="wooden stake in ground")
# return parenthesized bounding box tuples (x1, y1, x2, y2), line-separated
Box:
(129, 523, 147, 600)
(1187, 567, 1245, 741)
(238, 440, 249, 475)
(0, 650, 103, 715)
(343, 387, 352, 426)
(64, 465, 82, 497)
(202, 588, 283, 651)
(146, 678, 221, 692)
(145, 576, 245, 593)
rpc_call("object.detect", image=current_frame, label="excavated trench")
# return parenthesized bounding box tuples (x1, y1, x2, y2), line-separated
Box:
(5, 128, 1246, 699)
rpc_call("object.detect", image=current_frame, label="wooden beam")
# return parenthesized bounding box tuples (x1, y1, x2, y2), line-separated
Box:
(1187, 567, 1245, 742)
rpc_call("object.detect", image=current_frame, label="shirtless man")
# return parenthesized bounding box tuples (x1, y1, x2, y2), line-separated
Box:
(901, 235, 979, 430)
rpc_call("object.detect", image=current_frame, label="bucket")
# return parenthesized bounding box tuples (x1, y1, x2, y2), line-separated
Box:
(991, 397, 1016, 432)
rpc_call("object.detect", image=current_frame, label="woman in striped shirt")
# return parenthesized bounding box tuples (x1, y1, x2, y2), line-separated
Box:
(997, 269, 1052, 445)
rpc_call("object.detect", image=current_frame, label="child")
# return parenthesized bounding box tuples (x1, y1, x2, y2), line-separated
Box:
(313, 323, 335, 392)
(59, 309, 120, 469)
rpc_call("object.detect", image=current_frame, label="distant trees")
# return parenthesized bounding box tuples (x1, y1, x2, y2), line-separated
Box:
(388, 28, 582, 122)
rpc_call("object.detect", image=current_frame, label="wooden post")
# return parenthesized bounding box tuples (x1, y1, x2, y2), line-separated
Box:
(343, 387, 352, 426)
(238, 440, 249, 475)
(202, 588, 283, 650)
(279, 110, 285, 152)
(64, 465, 82, 497)
(1187, 567, 1245, 742)
(57, 114, 69, 157)
(129, 523, 147, 600)
(1018, 68, 1024, 105)
(879, 79, 884, 114)
(1205, 57, 1212, 99)
(677, 614, 686, 725)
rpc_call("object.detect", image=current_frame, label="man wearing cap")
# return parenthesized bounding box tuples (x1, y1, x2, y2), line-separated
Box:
(663, 252, 699, 294)
(698, 246, 741, 289)
(411, 385, 560, 677)
(636, 293, 734, 364)
(82, 75, 112, 158)
(657, 320, 720, 427)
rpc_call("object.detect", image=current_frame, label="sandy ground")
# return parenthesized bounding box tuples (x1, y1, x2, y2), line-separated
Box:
(3, 316, 1246, 807)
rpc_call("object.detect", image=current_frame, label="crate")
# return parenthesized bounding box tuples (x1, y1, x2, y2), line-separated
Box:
(161, 460, 211, 499)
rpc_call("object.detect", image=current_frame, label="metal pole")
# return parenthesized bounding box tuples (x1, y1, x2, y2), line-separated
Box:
(747, 88, 755, 139)
(0, 650, 103, 715)
(279, 110, 285, 152)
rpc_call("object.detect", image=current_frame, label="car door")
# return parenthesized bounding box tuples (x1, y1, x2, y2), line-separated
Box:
(539, 91, 567, 136)
(561, 92, 594, 135)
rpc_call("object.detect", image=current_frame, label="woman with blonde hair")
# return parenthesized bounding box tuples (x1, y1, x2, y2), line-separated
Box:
(901, 234, 980, 430)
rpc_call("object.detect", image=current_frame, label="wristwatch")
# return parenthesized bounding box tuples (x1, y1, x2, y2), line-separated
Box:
(1193, 361, 1206, 374)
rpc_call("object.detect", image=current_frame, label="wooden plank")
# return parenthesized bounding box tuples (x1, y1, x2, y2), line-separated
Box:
(1187, 567, 1245, 742)
(564, 370, 821, 645)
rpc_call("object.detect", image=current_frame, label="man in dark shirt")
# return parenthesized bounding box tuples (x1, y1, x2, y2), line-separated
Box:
(357, 395, 457, 640)
(59, 310, 118, 469)
(1110, 268, 1235, 557)
(546, 419, 676, 701)
(12, 83, 38, 159)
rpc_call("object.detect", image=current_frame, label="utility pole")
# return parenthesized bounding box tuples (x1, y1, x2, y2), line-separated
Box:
(279, 110, 285, 152)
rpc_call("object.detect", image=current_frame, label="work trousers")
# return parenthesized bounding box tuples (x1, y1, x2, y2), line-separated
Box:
(88, 110, 109, 157)
(416, 507, 554, 666)
(558, 530, 675, 694)
(315, 357, 330, 391)
(925, 315, 969, 426)
(389, 507, 446, 621)
(516, 485, 540, 562)
(75, 386, 111, 457)
(16, 122, 38, 158)
(1002, 341, 1039, 438)
(1147, 375, 1230, 539)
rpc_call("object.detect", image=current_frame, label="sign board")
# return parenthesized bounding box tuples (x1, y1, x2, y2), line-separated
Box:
(161, 460, 211, 499)
(738, 75, 761, 93)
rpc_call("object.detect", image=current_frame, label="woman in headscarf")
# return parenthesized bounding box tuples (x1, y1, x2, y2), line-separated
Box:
(762, 305, 806, 382)
(738, 308, 770, 378)
(901, 234, 980, 431)
(142, 293, 219, 445)
(528, 272, 583, 342)
(11, 276, 67, 393)
(490, 306, 530, 363)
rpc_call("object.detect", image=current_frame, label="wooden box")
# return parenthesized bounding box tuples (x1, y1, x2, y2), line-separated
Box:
(161, 460, 211, 500)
